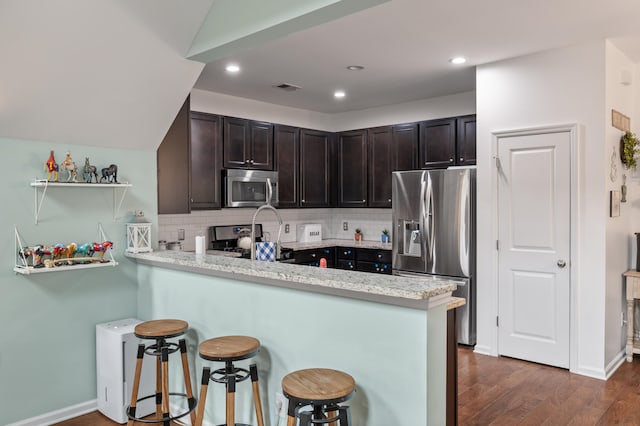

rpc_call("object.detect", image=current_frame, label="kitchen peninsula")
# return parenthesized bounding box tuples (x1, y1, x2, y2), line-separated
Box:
(126, 250, 457, 425)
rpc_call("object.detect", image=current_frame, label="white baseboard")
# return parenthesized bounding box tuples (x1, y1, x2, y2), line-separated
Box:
(6, 400, 97, 426)
(605, 349, 626, 379)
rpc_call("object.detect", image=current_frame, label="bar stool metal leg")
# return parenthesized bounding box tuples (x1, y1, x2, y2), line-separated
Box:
(161, 346, 170, 426)
(155, 344, 162, 418)
(195, 367, 210, 426)
(178, 339, 197, 425)
(250, 364, 265, 426)
(226, 367, 236, 426)
(127, 344, 145, 426)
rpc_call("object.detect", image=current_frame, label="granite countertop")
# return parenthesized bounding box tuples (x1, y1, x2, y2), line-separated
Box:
(281, 239, 392, 251)
(125, 250, 457, 309)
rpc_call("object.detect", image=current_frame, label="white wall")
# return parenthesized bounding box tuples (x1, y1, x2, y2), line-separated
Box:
(190, 89, 334, 130)
(604, 41, 637, 371)
(190, 88, 475, 131)
(476, 41, 608, 378)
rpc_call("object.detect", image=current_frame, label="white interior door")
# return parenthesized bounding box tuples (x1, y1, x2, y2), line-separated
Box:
(497, 129, 571, 368)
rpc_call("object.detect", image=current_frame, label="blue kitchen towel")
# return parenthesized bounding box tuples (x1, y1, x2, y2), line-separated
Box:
(256, 242, 276, 262)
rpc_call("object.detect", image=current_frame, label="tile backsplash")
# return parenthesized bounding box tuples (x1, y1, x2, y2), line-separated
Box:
(158, 208, 392, 251)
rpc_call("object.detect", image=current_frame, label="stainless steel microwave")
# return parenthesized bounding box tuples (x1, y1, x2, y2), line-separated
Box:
(223, 169, 279, 207)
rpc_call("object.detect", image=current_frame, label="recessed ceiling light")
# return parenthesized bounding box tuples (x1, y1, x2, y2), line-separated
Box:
(225, 64, 240, 73)
(449, 57, 466, 65)
(334, 90, 346, 99)
(346, 65, 365, 71)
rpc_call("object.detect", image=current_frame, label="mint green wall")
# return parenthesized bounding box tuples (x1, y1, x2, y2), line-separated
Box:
(0, 138, 157, 424)
(137, 265, 446, 426)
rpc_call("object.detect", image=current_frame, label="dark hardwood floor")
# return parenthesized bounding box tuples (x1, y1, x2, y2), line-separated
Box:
(54, 347, 640, 426)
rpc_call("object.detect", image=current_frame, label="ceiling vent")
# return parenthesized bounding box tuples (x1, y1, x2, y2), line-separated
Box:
(274, 83, 301, 92)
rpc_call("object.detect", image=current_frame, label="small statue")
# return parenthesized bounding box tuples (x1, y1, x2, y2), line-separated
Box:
(60, 151, 78, 183)
(93, 241, 113, 261)
(100, 164, 118, 183)
(83, 158, 98, 183)
(43, 150, 59, 182)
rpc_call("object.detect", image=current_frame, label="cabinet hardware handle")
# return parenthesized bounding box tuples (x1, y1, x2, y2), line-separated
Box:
(388, 199, 391, 202)
(460, 157, 464, 161)
(362, 199, 366, 202)
(250, 159, 255, 164)
(449, 158, 454, 162)
(557, 259, 566, 268)
(301, 199, 305, 202)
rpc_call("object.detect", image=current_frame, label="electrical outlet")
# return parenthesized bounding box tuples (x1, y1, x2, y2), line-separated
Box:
(178, 229, 185, 241)
(285, 224, 290, 233)
(343, 222, 348, 231)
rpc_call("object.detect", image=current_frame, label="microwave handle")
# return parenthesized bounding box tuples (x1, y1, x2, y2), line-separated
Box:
(266, 177, 273, 205)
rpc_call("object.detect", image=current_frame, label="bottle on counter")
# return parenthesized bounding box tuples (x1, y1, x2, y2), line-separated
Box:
(319, 258, 327, 268)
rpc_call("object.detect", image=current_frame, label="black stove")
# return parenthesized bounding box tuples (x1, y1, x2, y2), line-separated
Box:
(208, 224, 292, 260)
(208, 224, 263, 258)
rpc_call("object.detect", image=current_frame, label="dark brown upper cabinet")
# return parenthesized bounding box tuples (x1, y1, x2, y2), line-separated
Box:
(456, 114, 477, 166)
(419, 117, 457, 169)
(368, 123, 418, 207)
(338, 130, 368, 207)
(274, 125, 300, 208)
(190, 112, 222, 210)
(223, 117, 274, 170)
(419, 115, 476, 169)
(299, 129, 333, 208)
(157, 96, 191, 214)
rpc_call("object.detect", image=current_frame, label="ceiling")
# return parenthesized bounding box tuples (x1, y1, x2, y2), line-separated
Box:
(192, 0, 640, 114)
(1, 0, 640, 151)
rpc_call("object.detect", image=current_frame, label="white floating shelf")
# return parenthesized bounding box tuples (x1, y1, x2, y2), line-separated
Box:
(30, 179, 132, 224)
(14, 260, 119, 275)
(30, 181, 132, 188)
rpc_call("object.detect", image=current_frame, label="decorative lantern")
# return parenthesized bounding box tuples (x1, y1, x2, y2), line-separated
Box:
(126, 211, 152, 253)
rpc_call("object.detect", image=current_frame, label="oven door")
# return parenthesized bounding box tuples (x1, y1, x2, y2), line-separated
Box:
(224, 170, 278, 207)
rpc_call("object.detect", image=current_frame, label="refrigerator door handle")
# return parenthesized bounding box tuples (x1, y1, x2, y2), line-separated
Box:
(426, 174, 435, 263)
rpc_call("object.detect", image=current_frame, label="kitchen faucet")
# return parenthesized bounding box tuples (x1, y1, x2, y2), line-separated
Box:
(250, 204, 283, 261)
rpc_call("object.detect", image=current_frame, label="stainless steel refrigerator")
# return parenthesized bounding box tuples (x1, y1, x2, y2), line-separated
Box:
(392, 168, 476, 345)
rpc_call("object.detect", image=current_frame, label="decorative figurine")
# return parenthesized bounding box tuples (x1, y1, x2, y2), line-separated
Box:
(43, 150, 59, 182)
(83, 158, 98, 183)
(60, 151, 79, 182)
(100, 164, 118, 183)
(33, 245, 51, 268)
(93, 241, 113, 261)
(51, 243, 66, 260)
(76, 242, 94, 257)
(65, 242, 77, 264)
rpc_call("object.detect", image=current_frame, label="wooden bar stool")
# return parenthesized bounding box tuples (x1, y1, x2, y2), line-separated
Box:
(282, 368, 355, 426)
(127, 319, 197, 426)
(195, 335, 265, 426)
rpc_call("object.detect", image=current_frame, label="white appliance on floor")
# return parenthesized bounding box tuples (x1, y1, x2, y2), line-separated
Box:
(96, 318, 155, 423)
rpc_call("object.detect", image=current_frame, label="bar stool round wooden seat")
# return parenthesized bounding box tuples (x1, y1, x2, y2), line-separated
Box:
(195, 335, 265, 426)
(127, 319, 196, 426)
(282, 368, 355, 426)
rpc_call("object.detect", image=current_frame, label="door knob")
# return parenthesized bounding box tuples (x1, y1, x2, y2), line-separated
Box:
(557, 259, 566, 268)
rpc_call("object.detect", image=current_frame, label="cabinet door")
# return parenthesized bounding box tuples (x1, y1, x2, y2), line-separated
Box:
(300, 129, 332, 208)
(190, 112, 222, 210)
(393, 123, 418, 171)
(338, 130, 368, 207)
(275, 125, 299, 208)
(368, 126, 393, 208)
(223, 117, 249, 169)
(456, 114, 476, 166)
(419, 118, 456, 169)
(249, 120, 274, 170)
(157, 96, 190, 214)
